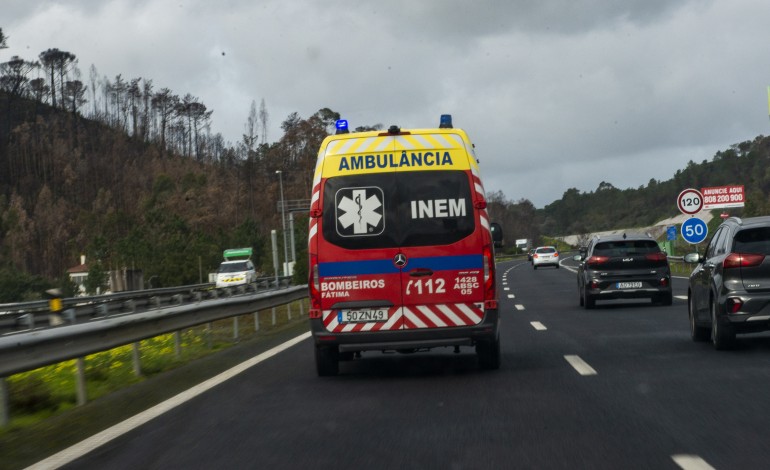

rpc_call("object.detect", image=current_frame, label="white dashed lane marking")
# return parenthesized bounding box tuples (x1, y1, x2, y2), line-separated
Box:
(564, 355, 597, 376)
(507, 294, 515, 299)
(515, 304, 525, 311)
(530, 321, 547, 331)
(672, 454, 716, 470)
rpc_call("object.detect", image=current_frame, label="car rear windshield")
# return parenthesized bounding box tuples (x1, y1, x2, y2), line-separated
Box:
(219, 262, 250, 273)
(593, 240, 660, 256)
(733, 227, 770, 254)
(322, 170, 475, 249)
(536, 247, 556, 253)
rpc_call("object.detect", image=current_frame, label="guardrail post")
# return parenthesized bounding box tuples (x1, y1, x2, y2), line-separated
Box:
(287, 303, 292, 320)
(172, 294, 183, 305)
(20, 313, 34, 330)
(233, 316, 239, 342)
(63, 308, 76, 324)
(151, 296, 162, 308)
(272, 307, 276, 326)
(96, 304, 109, 317)
(254, 311, 260, 332)
(174, 331, 181, 358)
(132, 342, 142, 376)
(206, 323, 213, 349)
(75, 357, 87, 406)
(124, 299, 136, 313)
(298, 299, 304, 317)
(0, 377, 9, 427)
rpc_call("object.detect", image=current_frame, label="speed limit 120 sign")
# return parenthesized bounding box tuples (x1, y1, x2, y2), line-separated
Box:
(677, 188, 703, 215)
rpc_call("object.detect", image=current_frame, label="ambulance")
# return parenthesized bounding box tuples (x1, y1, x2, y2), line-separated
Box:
(308, 115, 500, 376)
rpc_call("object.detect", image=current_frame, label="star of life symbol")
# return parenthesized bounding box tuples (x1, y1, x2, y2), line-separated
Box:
(336, 187, 384, 236)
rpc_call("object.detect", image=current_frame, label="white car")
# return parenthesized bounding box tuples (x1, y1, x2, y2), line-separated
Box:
(532, 246, 560, 269)
(215, 260, 257, 288)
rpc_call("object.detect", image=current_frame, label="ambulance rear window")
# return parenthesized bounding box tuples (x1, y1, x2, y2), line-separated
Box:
(322, 170, 475, 249)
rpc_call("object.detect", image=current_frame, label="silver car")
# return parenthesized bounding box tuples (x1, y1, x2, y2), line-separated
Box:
(532, 246, 560, 269)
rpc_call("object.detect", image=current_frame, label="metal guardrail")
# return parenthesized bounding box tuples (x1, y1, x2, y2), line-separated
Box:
(0, 284, 307, 378)
(0, 276, 293, 333)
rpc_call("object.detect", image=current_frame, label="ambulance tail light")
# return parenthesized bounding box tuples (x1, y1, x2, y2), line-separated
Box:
(483, 245, 498, 310)
(309, 255, 322, 317)
(310, 199, 322, 218)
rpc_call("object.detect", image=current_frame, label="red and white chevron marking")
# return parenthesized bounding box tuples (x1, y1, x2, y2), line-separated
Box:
(322, 303, 483, 333)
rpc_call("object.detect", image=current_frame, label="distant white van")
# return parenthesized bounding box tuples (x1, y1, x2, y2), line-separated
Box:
(215, 248, 257, 288)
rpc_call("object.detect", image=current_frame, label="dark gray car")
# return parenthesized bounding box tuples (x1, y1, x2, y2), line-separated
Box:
(685, 216, 770, 350)
(575, 234, 672, 309)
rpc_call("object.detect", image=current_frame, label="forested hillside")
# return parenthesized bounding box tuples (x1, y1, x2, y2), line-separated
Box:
(2, 33, 769, 301)
(487, 135, 770, 246)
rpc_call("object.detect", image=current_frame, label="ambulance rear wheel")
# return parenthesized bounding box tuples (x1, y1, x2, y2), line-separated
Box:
(315, 344, 339, 376)
(477, 336, 500, 370)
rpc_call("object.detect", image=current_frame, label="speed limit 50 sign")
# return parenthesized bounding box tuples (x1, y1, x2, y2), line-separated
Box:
(677, 188, 703, 215)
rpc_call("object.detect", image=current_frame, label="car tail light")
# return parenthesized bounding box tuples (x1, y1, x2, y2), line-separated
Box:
(533, 254, 539, 259)
(587, 255, 609, 267)
(646, 252, 668, 262)
(553, 252, 559, 257)
(724, 253, 765, 269)
(659, 277, 669, 287)
(309, 255, 322, 316)
(725, 297, 743, 314)
(589, 280, 600, 289)
(483, 245, 498, 309)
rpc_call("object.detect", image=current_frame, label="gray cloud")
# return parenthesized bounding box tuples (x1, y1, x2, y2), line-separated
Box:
(3, 0, 770, 208)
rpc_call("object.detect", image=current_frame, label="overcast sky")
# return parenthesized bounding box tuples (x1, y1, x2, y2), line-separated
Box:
(4, 0, 770, 208)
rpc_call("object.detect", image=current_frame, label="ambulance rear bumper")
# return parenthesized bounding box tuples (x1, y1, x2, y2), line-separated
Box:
(310, 309, 499, 352)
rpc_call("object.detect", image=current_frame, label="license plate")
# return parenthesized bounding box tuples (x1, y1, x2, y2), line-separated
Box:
(616, 282, 643, 289)
(337, 309, 389, 323)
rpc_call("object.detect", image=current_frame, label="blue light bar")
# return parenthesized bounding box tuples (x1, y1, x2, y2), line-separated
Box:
(439, 114, 453, 128)
(335, 119, 349, 134)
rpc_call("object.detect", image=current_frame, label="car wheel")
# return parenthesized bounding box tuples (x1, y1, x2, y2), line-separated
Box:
(579, 285, 584, 307)
(689, 295, 709, 342)
(477, 336, 501, 370)
(656, 292, 673, 306)
(584, 289, 595, 309)
(556, 264, 560, 269)
(711, 300, 735, 350)
(315, 344, 339, 376)
(533, 264, 537, 270)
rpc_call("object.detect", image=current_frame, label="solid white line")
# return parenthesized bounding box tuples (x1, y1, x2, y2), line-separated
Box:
(671, 454, 716, 470)
(515, 304, 525, 311)
(507, 294, 515, 299)
(530, 321, 547, 331)
(564, 355, 597, 376)
(26, 331, 313, 470)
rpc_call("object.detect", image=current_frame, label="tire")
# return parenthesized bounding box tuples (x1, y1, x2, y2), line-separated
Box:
(477, 336, 501, 370)
(655, 292, 673, 306)
(584, 289, 595, 309)
(711, 300, 735, 350)
(315, 344, 339, 376)
(689, 295, 709, 342)
(579, 285, 584, 307)
(556, 264, 560, 269)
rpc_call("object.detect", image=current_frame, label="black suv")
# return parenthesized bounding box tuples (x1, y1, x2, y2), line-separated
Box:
(685, 216, 770, 350)
(575, 234, 672, 309)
